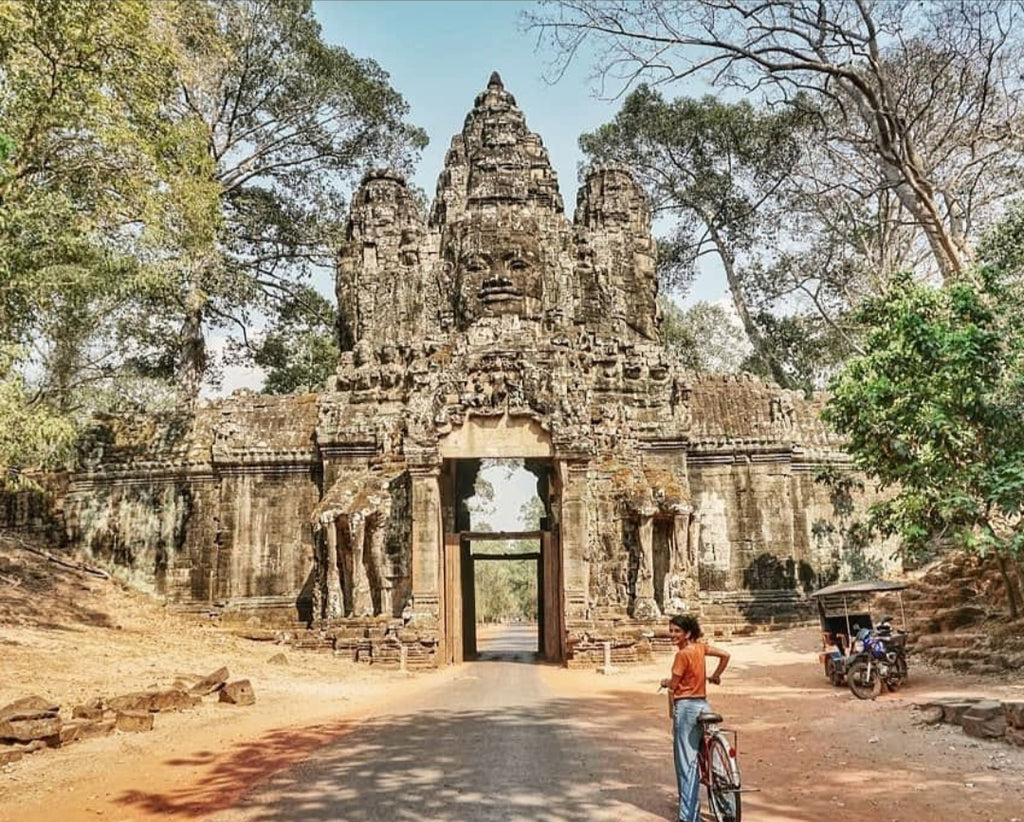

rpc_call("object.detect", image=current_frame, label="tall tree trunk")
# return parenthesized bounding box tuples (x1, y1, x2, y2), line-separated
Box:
(994, 549, 1021, 620)
(177, 273, 207, 408)
(709, 225, 794, 390)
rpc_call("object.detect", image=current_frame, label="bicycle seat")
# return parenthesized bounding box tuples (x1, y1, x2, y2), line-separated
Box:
(697, 711, 723, 725)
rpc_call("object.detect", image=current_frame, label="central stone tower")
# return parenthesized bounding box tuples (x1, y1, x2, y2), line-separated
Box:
(310, 73, 860, 665)
(57, 74, 884, 669)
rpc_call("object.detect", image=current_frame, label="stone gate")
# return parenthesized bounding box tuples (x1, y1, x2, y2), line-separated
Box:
(55, 74, 896, 667)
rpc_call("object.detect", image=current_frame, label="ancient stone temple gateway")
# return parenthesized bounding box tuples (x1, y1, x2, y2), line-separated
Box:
(61, 74, 892, 667)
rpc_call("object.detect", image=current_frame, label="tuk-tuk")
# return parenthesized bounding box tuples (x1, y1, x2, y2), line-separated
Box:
(809, 579, 908, 687)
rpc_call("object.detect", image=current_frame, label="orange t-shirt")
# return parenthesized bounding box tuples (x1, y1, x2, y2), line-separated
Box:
(671, 641, 708, 700)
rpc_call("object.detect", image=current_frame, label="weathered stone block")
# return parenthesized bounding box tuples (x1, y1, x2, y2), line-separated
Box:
(0, 748, 24, 766)
(108, 689, 199, 713)
(73, 717, 117, 740)
(0, 712, 61, 742)
(0, 696, 59, 720)
(1005, 726, 1024, 747)
(962, 701, 1007, 739)
(218, 679, 255, 706)
(1004, 700, 1024, 730)
(72, 697, 106, 720)
(916, 705, 945, 725)
(115, 711, 154, 732)
(941, 700, 983, 726)
(190, 666, 229, 696)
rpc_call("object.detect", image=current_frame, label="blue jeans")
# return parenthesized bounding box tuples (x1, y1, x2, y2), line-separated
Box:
(672, 697, 710, 822)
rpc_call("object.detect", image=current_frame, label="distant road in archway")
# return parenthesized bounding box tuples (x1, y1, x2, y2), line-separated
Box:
(476, 621, 539, 659)
(208, 649, 675, 822)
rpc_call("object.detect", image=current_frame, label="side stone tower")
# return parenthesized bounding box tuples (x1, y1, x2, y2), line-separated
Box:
(336, 169, 433, 350)
(574, 164, 660, 341)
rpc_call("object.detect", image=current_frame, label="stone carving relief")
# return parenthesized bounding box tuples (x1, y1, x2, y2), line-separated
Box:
(447, 214, 545, 328)
(311, 471, 398, 620)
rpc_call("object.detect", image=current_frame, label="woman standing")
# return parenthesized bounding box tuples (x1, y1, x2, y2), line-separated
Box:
(659, 614, 731, 822)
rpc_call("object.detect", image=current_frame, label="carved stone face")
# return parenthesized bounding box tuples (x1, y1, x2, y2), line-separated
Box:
(450, 222, 543, 325)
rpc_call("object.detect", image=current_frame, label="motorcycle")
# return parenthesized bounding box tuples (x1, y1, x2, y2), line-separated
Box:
(810, 579, 911, 698)
(845, 618, 909, 700)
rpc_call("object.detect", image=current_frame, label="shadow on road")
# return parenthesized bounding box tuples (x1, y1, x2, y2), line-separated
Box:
(115, 689, 676, 822)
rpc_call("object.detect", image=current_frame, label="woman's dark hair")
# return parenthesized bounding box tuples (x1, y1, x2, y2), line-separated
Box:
(669, 613, 703, 640)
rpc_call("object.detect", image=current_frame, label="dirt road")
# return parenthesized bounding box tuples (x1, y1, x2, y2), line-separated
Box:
(3, 616, 1023, 822)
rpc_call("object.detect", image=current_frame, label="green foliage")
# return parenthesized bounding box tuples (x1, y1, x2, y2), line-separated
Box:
(978, 200, 1024, 279)
(1, 0, 425, 425)
(154, 0, 427, 399)
(0, 347, 77, 487)
(742, 312, 851, 396)
(247, 287, 339, 394)
(660, 298, 750, 373)
(474, 558, 538, 622)
(823, 268, 1024, 571)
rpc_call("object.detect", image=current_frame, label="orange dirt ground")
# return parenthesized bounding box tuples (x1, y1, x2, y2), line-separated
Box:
(1, 537, 1022, 822)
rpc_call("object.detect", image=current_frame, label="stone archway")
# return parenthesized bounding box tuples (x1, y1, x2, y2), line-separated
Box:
(434, 415, 564, 664)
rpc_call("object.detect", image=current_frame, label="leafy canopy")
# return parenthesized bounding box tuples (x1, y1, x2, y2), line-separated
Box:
(823, 268, 1024, 559)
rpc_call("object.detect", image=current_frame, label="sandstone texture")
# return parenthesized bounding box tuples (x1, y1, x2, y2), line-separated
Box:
(5, 74, 906, 667)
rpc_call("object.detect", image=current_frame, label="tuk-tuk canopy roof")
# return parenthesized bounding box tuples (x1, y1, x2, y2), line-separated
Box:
(809, 579, 907, 598)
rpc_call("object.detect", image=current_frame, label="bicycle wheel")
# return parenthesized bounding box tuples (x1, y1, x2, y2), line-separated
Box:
(706, 734, 742, 822)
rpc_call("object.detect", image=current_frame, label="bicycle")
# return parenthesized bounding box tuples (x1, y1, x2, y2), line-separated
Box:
(697, 710, 742, 822)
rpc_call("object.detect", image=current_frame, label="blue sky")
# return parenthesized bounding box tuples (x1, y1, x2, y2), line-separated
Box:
(215, 1, 728, 396)
(313, 0, 620, 201)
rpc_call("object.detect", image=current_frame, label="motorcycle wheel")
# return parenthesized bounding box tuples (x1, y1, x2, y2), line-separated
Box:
(825, 659, 844, 687)
(847, 660, 882, 700)
(885, 656, 909, 691)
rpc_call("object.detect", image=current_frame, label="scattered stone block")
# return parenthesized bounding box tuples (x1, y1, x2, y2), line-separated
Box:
(73, 717, 117, 741)
(940, 700, 983, 726)
(115, 711, 154, 733)
(916, 705, 945, 725)
(0, 739, 46, 764)
(1005, 726, 1024, 747)
(1004, 701, 1024, 730)
(108, 688, 199, 713)
(962, 701, 1008, 739)
(56, 722, 82, 747)
(72, 697, 106, 720)
(190, 666, 229, 696)
(267, 652, 289, 665)
(0, 696, 59, 720)
(218, 679, 255, 706)
(0, 748, 23, 766)
(0, 711, 61, 742)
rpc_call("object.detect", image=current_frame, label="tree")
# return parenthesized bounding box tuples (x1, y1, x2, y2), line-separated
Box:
(2, 1, 424, 415)
(0, 346, 76, 488)
(0, 0, 178, 479)
(660, 298, 751, 374)
(148, 0, 427, 402)
(245, 286, 338, 394)
(531, 0, 1024, 283)
(822, 268, 1024, 617)
(579, 87, 809, 385)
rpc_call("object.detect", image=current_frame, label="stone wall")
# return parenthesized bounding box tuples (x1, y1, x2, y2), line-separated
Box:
(10, 74, 905, 668)
(60, 394, 321, 613)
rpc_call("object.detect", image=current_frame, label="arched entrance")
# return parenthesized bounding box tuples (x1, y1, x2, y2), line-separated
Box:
(437, 416, 564, 664)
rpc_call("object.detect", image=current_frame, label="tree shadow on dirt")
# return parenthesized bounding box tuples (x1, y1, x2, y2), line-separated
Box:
(0, 539, 119, 630)
(116, 691, 681, 822)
